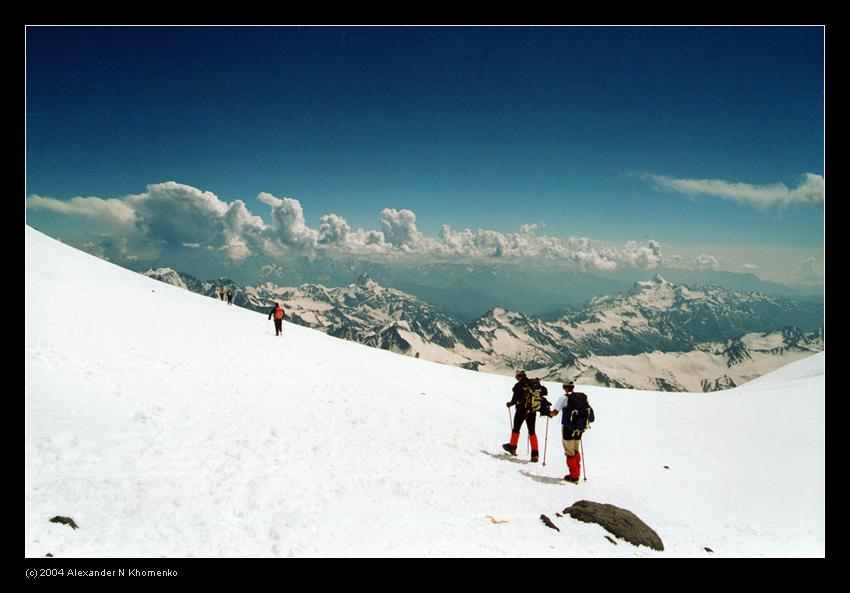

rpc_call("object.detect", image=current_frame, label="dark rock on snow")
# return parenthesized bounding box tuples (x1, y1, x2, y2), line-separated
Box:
(540, 514, 560, 532)
(49, 516, 78, 530)
(563, 500, 663, 551)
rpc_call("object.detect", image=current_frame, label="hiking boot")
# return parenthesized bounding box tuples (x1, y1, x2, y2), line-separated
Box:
(563, 475, 579, 484)
(530, 449, 539, 462)
(502, 443, 517, 456)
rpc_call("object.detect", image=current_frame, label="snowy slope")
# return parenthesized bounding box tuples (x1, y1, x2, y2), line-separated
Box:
(25, 226, 825, 557)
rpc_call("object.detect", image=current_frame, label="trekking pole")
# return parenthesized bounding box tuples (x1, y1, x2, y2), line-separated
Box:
(507, 406, 512, 432)
(543, 416, 550, 466)
(581, 438, 588, 482)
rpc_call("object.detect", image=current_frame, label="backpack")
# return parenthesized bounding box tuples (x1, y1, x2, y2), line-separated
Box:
(562, 392, 594, 438)
(524, 379, 545, 413)
(274, 307, 284, 320)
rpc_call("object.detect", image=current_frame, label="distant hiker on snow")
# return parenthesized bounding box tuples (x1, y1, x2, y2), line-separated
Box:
(219, 285, 225, 301)
(268, 302, 285, 336)
(547, 380, 595, 483)
(502, 371, 552, 463)
(226, 289, 234, 306)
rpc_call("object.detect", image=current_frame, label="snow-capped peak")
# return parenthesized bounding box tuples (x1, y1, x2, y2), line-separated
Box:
(355, 272, 379, 289)
(630, 274, 673, 293)
(143, 267, 189, 290)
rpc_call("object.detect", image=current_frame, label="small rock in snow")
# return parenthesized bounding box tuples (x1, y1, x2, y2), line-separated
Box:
(50, 516, 78, 530)
(540, 514, 560, 532)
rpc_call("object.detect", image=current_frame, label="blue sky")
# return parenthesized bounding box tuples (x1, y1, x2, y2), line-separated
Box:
(25, 26, 824, 287)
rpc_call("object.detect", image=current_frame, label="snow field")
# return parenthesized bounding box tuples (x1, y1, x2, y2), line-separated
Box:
(25, 227, 825, 557)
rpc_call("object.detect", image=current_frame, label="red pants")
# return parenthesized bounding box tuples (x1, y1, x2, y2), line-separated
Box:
(509, 432, 539, 452)
(566, 452, 582, 480)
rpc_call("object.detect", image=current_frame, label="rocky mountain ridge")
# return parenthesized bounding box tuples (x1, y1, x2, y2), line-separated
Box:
(143, 268, 823, 392)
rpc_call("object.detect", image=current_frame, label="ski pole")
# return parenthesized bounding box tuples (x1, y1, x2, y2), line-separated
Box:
(581, 438, 588, 482)
(543, 416, 550, 466)
(507, 406, 512, 432)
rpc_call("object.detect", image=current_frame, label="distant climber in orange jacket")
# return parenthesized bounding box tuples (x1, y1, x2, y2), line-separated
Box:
(268, 303, 285, 336)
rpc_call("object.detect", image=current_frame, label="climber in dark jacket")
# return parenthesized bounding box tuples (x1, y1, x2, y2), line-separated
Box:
(502, 371, 550, 462)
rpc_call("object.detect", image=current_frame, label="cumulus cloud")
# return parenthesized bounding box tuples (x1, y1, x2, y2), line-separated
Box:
(127, 182, 230, 246)
(429, 225, 662, 271)
(741, 263, 759, 271)
(317, 213, 351, 245)
(256, 191, 320, 252)
(379, 208, 423, 251)
(27, 181, 679, 272)
(645, 173, 825, 210)
(620, 240, 664, 269)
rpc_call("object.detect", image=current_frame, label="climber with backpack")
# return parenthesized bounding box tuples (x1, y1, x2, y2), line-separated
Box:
(502, 371, 552, 463)
(268, 302, 285, 336)
(547, 380, 595, 483)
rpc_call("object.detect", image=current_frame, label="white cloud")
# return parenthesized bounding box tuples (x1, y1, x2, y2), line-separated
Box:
(379, 208, 423, 251)
(665, 253, 721, 271)
(693, 255, 721, 270)
(619, 240, 664, 269)
(26, 181, 683, 272)
(317, 213, 351, 245)
(646, 173, 825, 210)
(429, 226, 662, 271)
(126, 182, 233, 247)
(257, 192, 319, 250)
(741, 263, 759, 271)
(26, 195, 136, 227)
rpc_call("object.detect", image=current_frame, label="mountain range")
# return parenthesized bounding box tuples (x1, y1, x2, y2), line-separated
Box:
(143, 268, 823, 392)
(126, 250, 820, 321)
